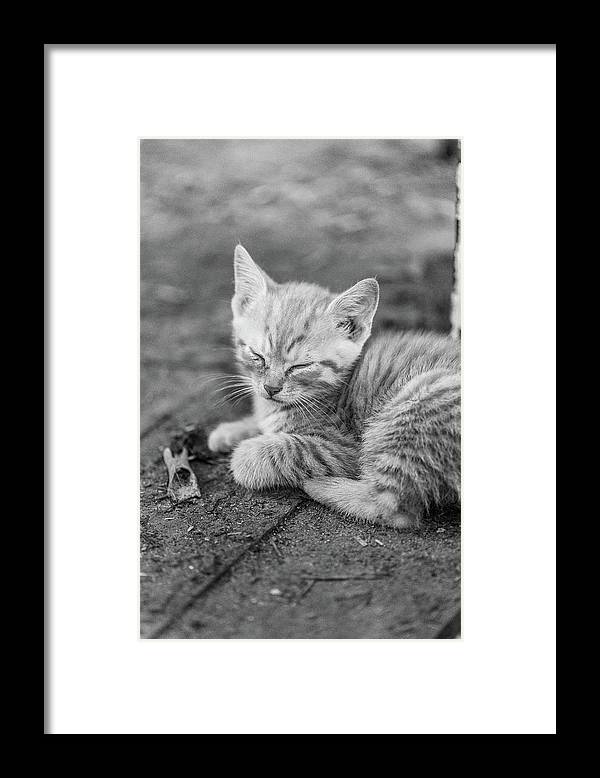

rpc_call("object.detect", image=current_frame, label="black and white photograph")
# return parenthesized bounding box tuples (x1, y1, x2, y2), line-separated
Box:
(47, 45, 555, 734)
(140, 139, 461, 638)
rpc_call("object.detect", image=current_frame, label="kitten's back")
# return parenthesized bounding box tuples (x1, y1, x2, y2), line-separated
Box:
(340, 331, 460, 431)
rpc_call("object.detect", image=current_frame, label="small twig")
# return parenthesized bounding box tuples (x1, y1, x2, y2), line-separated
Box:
(270, 539, 284, 560)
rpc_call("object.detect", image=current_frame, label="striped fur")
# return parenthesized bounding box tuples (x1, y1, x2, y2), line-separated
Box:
(208, 245, 460, 529)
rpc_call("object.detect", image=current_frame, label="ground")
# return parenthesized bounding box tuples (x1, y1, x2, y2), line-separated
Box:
(140, 139, 461, 639)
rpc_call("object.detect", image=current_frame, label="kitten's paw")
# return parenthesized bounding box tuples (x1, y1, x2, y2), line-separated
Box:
(207, 422, 251, 453)
(230, 437, 282, 490)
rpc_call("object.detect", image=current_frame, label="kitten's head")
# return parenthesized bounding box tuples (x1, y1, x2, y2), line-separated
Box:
(230, 244, 379, 407)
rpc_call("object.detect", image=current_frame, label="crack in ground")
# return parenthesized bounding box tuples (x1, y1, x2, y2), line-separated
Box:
(145, 498, 309, 638)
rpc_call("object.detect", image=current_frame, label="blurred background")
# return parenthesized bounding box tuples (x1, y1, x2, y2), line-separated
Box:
(140, 139, 459, 449)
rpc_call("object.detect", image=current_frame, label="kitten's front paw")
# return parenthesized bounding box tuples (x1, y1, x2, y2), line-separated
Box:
(207, 422, 250, 453)
(230, 437, 282, 490)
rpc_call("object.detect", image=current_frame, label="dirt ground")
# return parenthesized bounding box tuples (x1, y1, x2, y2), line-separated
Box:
(140, 139, 461, 639)
(141, 429, 460, 639)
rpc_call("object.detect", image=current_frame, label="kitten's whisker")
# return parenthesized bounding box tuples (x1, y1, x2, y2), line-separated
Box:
(203, 375, 253, 394)
(217, 387, 253, 402)
(229, 395, 253, 409)
(210, 381, 253, 393)
(212, 385, 255, 409)
(300, 393, 329, 415)
(290, 397, 311, 425)
(300, 394, 346, 428)
(293, 395, 323, 427)
(194, 373, 245, 389)
(308, 392, 346, 420)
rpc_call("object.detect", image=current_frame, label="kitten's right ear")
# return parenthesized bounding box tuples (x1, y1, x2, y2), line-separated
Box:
(232, 244, 274, 315)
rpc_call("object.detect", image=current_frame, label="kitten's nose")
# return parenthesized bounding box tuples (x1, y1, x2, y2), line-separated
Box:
(264, 384, 282, 398)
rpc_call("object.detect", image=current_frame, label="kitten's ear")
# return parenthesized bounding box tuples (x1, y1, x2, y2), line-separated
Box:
(232, 244, 274, 315)
(329, 278, 379, 342)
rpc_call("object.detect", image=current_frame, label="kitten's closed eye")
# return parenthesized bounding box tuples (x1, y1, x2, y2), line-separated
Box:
(249, 351, 265, 365)
(241, 345, 265, 366)
(286, 363, 314, 374)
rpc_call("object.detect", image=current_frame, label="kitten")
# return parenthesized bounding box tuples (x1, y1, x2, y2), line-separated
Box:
(208, 245, 460, 529)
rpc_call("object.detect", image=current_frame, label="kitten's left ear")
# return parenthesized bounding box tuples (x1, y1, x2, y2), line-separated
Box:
(232, 244, 275, 315)
(328, 278, 379, 342)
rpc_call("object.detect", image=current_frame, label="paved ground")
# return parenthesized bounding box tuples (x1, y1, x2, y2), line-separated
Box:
(140, 139, 461, 639)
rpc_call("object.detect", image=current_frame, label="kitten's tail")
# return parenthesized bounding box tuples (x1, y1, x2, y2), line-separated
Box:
(303, 477, 418, 530)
